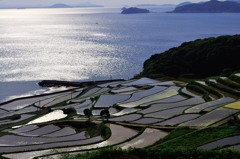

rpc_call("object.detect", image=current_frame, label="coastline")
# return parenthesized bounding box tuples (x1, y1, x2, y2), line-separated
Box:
(0, 79, 125, 104)
(38, 79, 125, 87)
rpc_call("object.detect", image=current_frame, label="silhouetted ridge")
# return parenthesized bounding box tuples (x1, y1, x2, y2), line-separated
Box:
(170, 0, 240, 13)
(121, 7, 150, 14)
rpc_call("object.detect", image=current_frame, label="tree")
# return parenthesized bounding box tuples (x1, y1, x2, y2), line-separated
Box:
(83, 108, 92, 120)
(100, 109, 110, 121)
(138, 35, 240, 78)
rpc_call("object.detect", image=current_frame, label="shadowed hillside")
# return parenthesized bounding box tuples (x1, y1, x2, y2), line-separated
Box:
(138, 35, 240, 78)
(170, 0, 240, 13)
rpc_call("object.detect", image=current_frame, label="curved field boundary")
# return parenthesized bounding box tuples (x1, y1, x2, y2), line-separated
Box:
(130, 118, 162, 125)
(3, 124, 139, 159)
(0, 114, 34, 126)
(225, 144, 240, 150)
(180, 108, 239, 127)
(139, 97, 205, 114)
(145, 106, 191, 119)
(181, 87, 202, 98)
(43, 92, 81, 108)
(0, 135, 103, 154)
(140, 95, 187, 107)
(110, 87, 138, 94)
(112, 108, 140, 116)
(185, 97, 235, 113)
(118, 86, 169, 105)
(94, 94, 131, 108)
(118, 88, 179, 108)
(118, 128, 168, 149)
(0, 97, 46, 111)
(110, 114, 143, 122)
(121, 78, 160, 86)
(155, 114, 201, 126)
(199, 135, 240, 150)
(0, 88, 78, 107)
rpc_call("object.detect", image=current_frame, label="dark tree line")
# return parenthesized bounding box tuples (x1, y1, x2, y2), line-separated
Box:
(138, 35, 240, 78)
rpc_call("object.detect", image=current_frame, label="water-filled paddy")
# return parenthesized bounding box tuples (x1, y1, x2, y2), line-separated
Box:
(110, 114, 142, 122)
(181, 108, 239, 127)
(118, 89, 179, 108)
(140, 95, 187, 106)
(0, 77, 239, 158)
(121, 78, 159, 86)
(0, 97, 45, 111)
(118, 86, 167, 104)
(145, 106, 190, 119)
(139, 97, 205, 114)
(131, 118, 162, 124)
(185, 97, 235, 113)
(94, 94, 131, 108)
(111, 87, 138, 94)
(119, 128, 168, 149)
(43, 127, 76, 137)
(199, 135, 240, 149)
(113, 108, 140, 116)
(156, 114, 200, 126)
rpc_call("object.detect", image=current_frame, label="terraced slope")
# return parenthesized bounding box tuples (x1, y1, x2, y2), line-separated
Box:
(0, 77, 240, 159)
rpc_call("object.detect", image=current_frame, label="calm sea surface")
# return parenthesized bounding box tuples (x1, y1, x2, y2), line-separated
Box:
(0, 7, 240, 101)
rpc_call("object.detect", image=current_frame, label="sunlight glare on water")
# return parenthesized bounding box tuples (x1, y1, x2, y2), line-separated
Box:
(0, 8, 131, 81)
(1, 8, 240, 82)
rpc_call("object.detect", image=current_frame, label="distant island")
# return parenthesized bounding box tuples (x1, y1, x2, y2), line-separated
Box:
(49, 3, 71, 8)
(49, 3, 103, 8)
(170, 0, 240, 13)
(176, 1, 193, 8)
(121, 7, 150, 14)
(0, 2, 103, 9)
(137, 35, 240, 78)
(137, 4, 176, 7)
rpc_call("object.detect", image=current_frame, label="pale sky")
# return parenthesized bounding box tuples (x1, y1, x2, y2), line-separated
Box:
(0, 0, 207, 7)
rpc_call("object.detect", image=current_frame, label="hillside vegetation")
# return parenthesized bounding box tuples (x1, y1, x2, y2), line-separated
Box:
(138, 35, 240, 78)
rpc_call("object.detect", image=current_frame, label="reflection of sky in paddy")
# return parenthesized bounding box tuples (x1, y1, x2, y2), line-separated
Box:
(27, 110, 67, 125)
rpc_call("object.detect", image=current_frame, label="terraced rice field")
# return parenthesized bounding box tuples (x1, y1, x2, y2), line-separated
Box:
(185, 97, 235, 113)
(1, 77, 240, 158)
(224, 101, 240, 110)
(199, 135, 240, 150)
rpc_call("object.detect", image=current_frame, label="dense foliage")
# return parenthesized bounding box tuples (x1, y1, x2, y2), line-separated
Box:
(139, 35, 240, 78)
(60, 147, 240, 159)
(156, 126, 240, 150)
(59, 125, 240, 159)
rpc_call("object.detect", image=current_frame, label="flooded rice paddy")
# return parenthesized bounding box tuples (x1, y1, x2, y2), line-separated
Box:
(0, 77, 240, 158)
